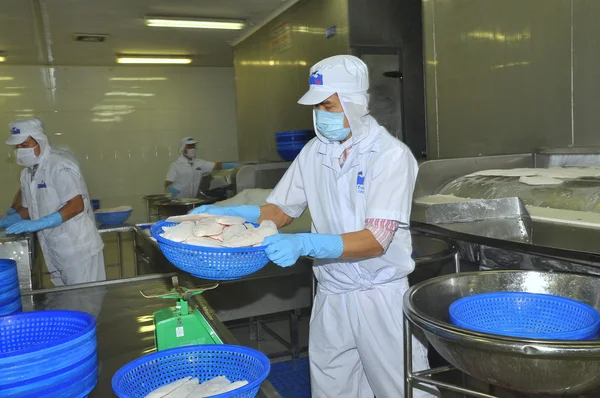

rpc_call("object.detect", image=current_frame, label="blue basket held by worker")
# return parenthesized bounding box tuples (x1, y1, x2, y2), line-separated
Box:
(449, 292, 600, 340)
(112, 344, 271, 398)
(0, 310, 98, 396)
(151, 220, 270, 280)
(0, 259, 21, 317)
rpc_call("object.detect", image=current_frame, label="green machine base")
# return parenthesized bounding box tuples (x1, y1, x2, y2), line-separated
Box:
(141, 276, 223, 351)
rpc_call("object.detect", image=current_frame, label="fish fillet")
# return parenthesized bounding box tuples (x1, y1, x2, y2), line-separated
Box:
(166, 214, 215, 223)
(192, 221, 225, 237)
(143, 377, 192, 398)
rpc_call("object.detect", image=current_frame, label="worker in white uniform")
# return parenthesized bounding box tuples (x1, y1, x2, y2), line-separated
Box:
(0, 119, 106, 286)
(190, 55, 436, 397)
(165, 137, 239, 199)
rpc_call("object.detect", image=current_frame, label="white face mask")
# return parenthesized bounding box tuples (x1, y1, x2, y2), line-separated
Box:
(185, 148, 196, 160)
(15, 146, 39, 167)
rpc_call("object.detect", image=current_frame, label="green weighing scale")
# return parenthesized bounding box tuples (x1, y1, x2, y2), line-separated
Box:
(141, 276, 223, 351)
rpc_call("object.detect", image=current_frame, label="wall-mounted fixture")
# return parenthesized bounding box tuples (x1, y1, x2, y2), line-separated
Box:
(73, 34, 108, 43)
(116, 56, 192, 65)
(144, 16, 245, 30)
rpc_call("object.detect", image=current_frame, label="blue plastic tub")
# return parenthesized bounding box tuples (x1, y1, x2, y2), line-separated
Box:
(112, 345, 270, 398)
(151, 220, 270, 280)
(449, 292, 600, 340)
(0, 310, 98, 395)
(95, 209, 132, 226)
(0, 260, 20, 317)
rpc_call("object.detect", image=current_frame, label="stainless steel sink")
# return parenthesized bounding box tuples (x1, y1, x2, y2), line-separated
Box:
(404, 270, 600, 395)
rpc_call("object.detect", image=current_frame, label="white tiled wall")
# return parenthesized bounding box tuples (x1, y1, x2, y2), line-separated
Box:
(0, 65, 238, 222)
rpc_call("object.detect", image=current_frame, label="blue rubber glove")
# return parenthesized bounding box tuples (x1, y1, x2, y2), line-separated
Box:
(167, 185, 180, 198)
(0, 213, 22, 230)
(6, 208, 16, 215)
(190, 205, 261, 224)
(264, 233, 344, 267)
(222, 162, 240, 170)
(6, 212, 63, 235)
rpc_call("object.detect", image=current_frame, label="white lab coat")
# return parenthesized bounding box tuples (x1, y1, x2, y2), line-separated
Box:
(21, 141, 105, 287)
(267, 92, 435, 397)
(166, 156, 215, 198)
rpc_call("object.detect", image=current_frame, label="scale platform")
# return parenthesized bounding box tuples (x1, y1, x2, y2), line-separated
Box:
(141, 276, 223, 351)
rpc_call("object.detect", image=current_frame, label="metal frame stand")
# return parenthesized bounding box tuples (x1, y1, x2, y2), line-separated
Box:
(404, 253, 505, 398)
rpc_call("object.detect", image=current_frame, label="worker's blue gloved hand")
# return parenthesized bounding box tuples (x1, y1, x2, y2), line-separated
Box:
(190, 205, 261, 224)
(0, 213, 22, 230)
(6, 212, 62, 235)
(6, 208, 16, 216)
(167, 185, 180, 198)
(222, 162, 240, 170)
(264, 233, 344, 268)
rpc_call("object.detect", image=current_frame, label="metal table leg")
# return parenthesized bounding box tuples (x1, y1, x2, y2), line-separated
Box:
(116, 232, 123, 279)
(404, 312, 502, 398)
(132, 230, 138, 277)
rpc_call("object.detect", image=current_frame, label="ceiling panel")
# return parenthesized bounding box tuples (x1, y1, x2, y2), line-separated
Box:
(0, 0, 288, 66)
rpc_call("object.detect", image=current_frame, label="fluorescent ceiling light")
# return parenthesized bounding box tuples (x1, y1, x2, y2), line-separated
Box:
(116, 56, 192, 65)
(0, 57, 6, 63)
(145, 17, 245, 30)
(0, 76, 14, 81)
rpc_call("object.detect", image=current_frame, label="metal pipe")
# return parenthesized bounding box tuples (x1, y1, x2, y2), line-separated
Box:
(454, 251, 461, 273)
(410, 375, 498, 398)
(117, 232, 123, 279)
(404, 314, 414, 398)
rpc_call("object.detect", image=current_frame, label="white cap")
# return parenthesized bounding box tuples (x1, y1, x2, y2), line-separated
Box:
(6, 118, 45, 145)
(297, 55, 369, 106)
(179, 136, 198, 153)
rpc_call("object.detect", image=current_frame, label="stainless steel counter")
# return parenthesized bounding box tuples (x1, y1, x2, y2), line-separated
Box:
(21, 274, 281, 398)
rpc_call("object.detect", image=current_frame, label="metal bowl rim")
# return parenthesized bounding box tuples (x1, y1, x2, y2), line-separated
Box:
(403, 269, 600, 350)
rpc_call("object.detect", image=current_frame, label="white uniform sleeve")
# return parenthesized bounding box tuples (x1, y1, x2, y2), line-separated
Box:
(198, 160, 215, 174)
(166, 162, 178, 182)
(365, 150, 418, 226)
(55, 166, 85, 204)
(266, 159, 307, 218)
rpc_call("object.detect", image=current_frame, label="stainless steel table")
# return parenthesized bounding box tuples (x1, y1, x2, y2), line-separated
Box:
(21, 274, 281, 398)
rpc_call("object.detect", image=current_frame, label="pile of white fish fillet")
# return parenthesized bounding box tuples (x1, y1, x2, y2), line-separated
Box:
(145, 376, 248, 398)
(162, 214, 277, 248)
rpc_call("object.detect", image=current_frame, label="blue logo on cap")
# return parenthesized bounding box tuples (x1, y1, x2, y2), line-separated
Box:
(309, 72, 323, 86)
(187, 138, 194, 141)
(10, 127, 20, 135)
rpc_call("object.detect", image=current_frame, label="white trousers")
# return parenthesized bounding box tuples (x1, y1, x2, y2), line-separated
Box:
(309, 279, 438, 398)
(49, 251, 107, 287)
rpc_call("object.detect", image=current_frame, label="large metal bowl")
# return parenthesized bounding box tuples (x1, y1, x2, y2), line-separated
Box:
(404, 270, 600, 395)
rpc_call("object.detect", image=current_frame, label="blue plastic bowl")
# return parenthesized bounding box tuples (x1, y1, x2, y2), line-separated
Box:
(0, 260, 20, 317)
(95, 209, 133, 226)
(449, 292, 600, 340)
(0, 310, 97, 395)
(112, 344, 271, 398)
(151, 220, 270, 281)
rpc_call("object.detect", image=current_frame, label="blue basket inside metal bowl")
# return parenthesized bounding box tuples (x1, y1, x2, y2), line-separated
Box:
(151, 220, 270, 280)
(449, 292, 600, 340)
(95, 209, 133, 226)
(112, 344, 270, 398)
(0, 310, 97, 396)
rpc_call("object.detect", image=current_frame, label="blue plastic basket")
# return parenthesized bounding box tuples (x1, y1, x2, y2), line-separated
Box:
(0, 310, 97, 394)
(112, 344, 271, 398)
(449, 292, 600, 340)
(151, 220, 270, 280)
(0, 260, 20, 317)
(95, 209, 132, 226)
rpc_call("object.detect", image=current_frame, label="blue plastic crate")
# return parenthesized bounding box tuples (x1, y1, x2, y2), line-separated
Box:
(450, 292, 600, 340)
(112, 345, 271, 398)
(151, 220, 270, 281)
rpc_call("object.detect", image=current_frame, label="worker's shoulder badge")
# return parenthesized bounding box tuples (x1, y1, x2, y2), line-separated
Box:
(356, 172, 365, 194)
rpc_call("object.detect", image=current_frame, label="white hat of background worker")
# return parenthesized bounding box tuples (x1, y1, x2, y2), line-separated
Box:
(179, 136, 198, 154)
(5, 118, 44, 145)
(297, 55, 369, 105)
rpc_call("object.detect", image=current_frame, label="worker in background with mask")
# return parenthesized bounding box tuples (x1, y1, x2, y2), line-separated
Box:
(164, 137, 239, 199)
(190, 55, 436, 397)
(0, 119, 105, 286)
